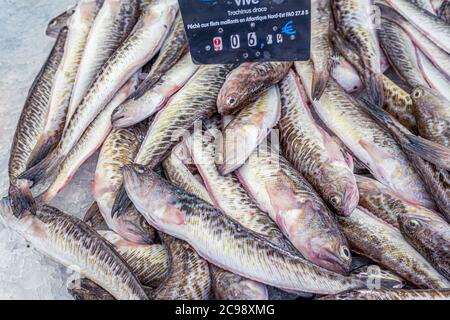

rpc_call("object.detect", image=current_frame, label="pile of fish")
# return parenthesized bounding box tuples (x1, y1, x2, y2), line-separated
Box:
(1, 0, 449, 300)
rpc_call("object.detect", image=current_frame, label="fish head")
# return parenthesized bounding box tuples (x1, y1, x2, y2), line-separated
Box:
(45, 5, 75, 38)
(411, 86, 446, 116)
(122, 165, 187, 237)
(228, 279, 269, 300)
(217, 82, 247, 115)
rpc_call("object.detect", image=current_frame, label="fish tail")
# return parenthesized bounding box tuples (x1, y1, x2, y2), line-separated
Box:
(8, 184, 36, 218)
(403, 134, 450, 170)
(26, 135, 59, 170)
(365, 72, 384, 107)
(311, 69, 330, 101)
(111, 184, 131, 219)
(18, 151, 63, 185)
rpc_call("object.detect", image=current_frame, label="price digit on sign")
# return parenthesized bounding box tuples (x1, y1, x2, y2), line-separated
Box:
(248, 32, 257, 47)
(230, 34, 240, 49)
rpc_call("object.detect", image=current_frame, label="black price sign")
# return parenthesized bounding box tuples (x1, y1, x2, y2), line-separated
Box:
(178, 0, 311, 65)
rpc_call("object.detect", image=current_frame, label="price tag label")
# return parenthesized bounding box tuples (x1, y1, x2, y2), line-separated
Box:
(178, 0, 311, 65)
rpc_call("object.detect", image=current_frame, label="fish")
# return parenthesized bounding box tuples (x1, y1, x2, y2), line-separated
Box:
(218, 85, 281, 175)
(8, 28, 68, 218)
(416, 51, 450, 101)
(186, 122, 296, 253)
(111, 53, 199, 128)
(210, 265, 269, 300)
(99, 230, 170, 287)
(132, 12, 188, 99)
(378, 19, 428, 88)
(20, 0, 179, 185)
(217, 62, 292, 115)
(93, 125, 156, 244)
(39, 72, 140, 203)
(358, 98, 450, 222)
(26, 0, 105, 171)
(0, 199, 148, 300)
(437, 0, 450, 22)
(332, 0, 384, 107)
(278, 70, 358, 216)
(330, 30, 418, 132)
(410, 86, 449, 148)
(336, 207, 450, 289)
(385, 0, 450, 53)
(151, 232, 211, 300)
(46, 5, 76, 38)
(122, 165, 366, 294)
(330, 55, 364, 94)
(319, 288, 450, 300)
(68, 278, 115, 300)
(350, 265, 406, 290)
(66, 0, 140, 124)
(409, 0, 439, 14)
(295, 61, 434, 210)
(162, 143, 269, 300)
(236, 145, 353, 273)
(310, 0, 332, 100)
(397, 209, 450, 280)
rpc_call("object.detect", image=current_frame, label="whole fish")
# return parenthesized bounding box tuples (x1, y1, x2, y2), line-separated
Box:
(122, 165, 367, 294)
(278, 70, 358, 216)
(163, 143, 269, 300)
(218, 85, 281, 175)
(330, 55, 364, 94)
(99, 231, 170, 286)
(237, 146, 352, 273)
(385, 0, 450, 53)
(332, 0, 384, 107)
(295, 61, 434, 209)
(320, 289, 450, 300)
(0, 200, 148, 300)
(379, 19, 428, 88)
(151, 233, 211, 300)
(20, 0, 179, 185)
(397, 208, 450, 280)
(437, 0, 450, 22)
(186, 123, 295, 253)
(8, 28, 68, 218)
(94, 126, 155, 244)
(416, 51, 450, 101)
(112, 53, 199, 128)
(378, 4, 450, 80)
(310, 0, 332, 100)
(217, 62, 292, 115)
(68, 278, 115, 300)
(40, 73, 139, 203)
(133, 12, 188, 99)
(336, 207, 450, 289)
(410, 86, 450, 148)
(66, 0, 140, 123)
(46, 5, 76, 38)
(27, 0, 104, 170)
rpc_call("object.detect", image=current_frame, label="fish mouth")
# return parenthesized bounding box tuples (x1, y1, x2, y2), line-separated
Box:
(310, 242, 352, 274)
(341, 186, 360, 217)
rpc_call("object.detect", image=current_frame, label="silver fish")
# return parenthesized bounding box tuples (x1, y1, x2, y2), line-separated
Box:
(320, 288, 450, 300)
(330, 55, 364, 94)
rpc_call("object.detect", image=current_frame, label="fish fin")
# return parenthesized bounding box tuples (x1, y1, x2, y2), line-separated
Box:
(83, 202, 105, 229)
(377, 3, 407, 23)
(311, 70, 329, 101)
(111, 184, 131, 219)
(8, 184, 36, 218)
(26, 135, 59, 170)
(402, 134, 450, 170)
(18, 151, 63, 185)
(365, 72, 384, 107)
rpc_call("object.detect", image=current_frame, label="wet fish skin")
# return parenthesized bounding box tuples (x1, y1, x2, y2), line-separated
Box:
(151, 232, 211, 300)
(217, 62, 292, 115)
(112, 53, 199, 128)
(398, 209, 450, 280)
(437, 0, 450, 22)
(295, 61, 434, 210)
(218, 85, 281, 175)
(332, 0, 384, 107)
(68, 278, 115, 300)
(40, 72, 139, 203)
(8, 28, 68, 218)
(237, 145, 352, 274)
(330, 55, 364, 94)
(132, 12, 188, 100)
(337, 207, 450, 289)
(0, 200, 148, 300)
(320, 288, 450, 300)
(410, 0, 438, 14)
(350, 265, 406, 290)
(94, 126, 155, 244)
(66, 0, 140, 123)
(46, 5, 76, 38)
(278, 70, 358, 216)
(20, 0, 179, 185)
(385, 0, 450, 53)
(122, 165, 365, 294)
(27, 0, 105, 171)
(416, 51, 450, 101)
(411, 86, 450, 148)
(99, 230, 170, 287)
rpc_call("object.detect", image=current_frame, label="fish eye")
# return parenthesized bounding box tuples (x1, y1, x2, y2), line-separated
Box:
(330, 195, 342, 208)
(339, 246, 351, 260)
(412, 88, 424, 99)
(406, 219, 420, 230)
(227, 97, 237, 106)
